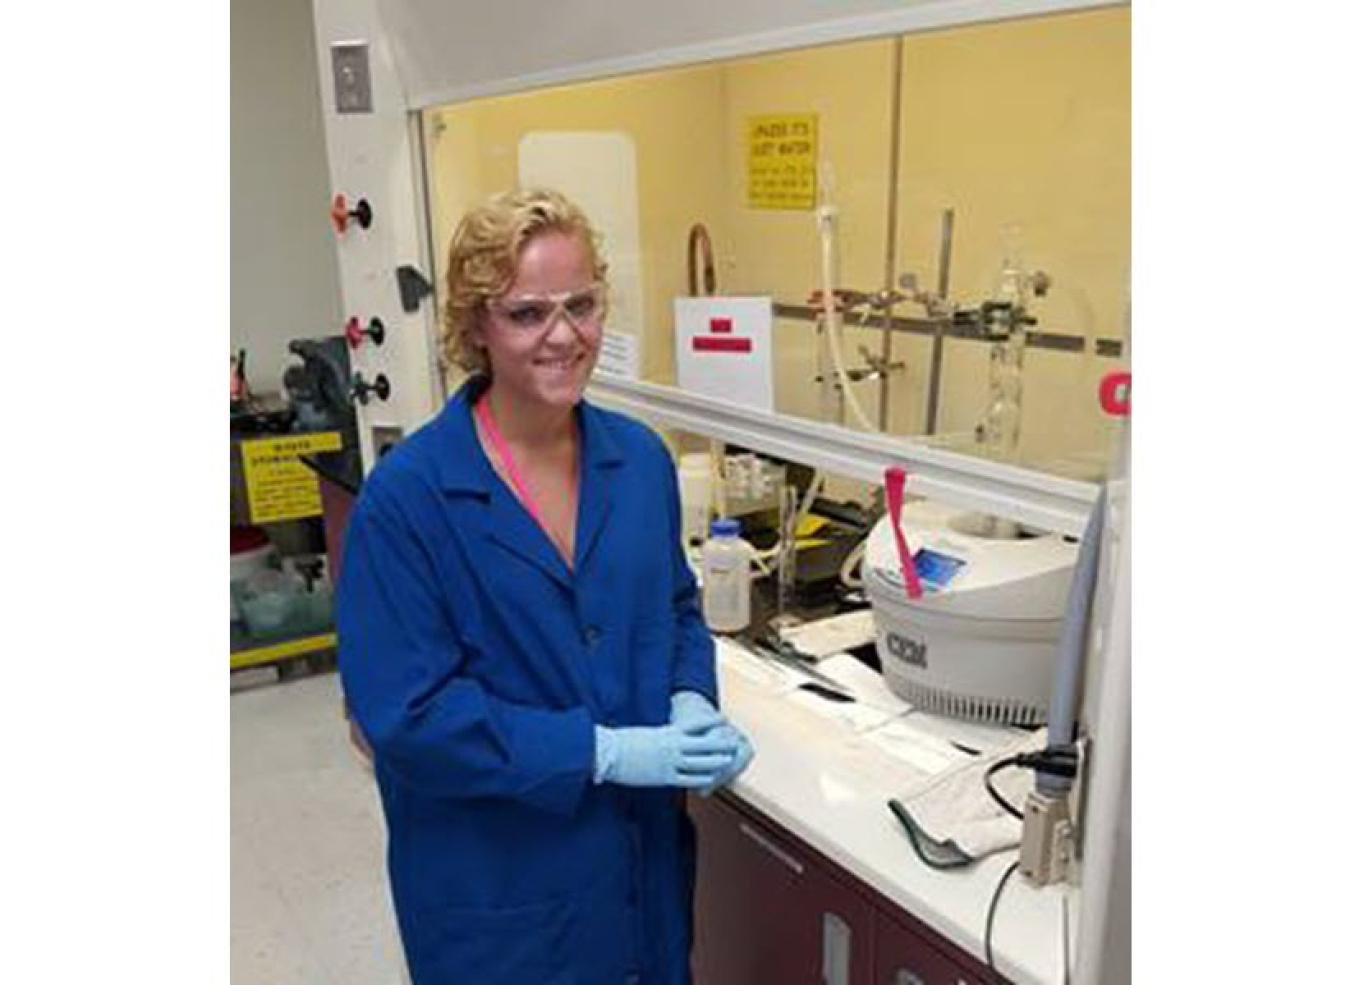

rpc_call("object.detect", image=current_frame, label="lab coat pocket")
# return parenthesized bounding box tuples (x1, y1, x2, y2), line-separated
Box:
(412, 896, 576, 985)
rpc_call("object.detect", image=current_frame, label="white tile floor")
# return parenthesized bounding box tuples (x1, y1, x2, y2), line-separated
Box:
(232, 669, 409, 984)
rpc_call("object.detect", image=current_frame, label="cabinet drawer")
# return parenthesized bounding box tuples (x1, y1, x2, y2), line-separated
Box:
(874, 910, 991, 985)
(690, 794, 873, 984)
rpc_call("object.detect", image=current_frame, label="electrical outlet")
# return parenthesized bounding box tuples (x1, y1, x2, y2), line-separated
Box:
(372, 425, 403, 459)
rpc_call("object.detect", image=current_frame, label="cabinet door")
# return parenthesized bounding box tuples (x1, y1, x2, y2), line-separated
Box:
(873, 910, 990, 985)
(690, 794, 873, 984)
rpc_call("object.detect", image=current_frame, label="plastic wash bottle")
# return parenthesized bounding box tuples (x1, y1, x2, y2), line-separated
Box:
(701, 518, 753, 633)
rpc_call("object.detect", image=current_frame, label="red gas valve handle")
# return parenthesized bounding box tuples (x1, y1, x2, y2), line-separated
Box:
(330, 195, 373, 234)
(1099, 371, 1131, 416)
(344, 316, 385, 349)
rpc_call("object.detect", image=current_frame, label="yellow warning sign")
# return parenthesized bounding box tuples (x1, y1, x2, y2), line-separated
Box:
(747, 113, 818, 210)
(240, 431, 342, 524)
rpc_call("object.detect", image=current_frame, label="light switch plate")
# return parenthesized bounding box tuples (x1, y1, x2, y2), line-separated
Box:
(331, 42, 372, 114)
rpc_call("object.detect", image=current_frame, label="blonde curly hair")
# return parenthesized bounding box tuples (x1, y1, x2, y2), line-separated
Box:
(441, 188, 609, 377)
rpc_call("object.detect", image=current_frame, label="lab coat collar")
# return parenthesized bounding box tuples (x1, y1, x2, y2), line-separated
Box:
(431, 376, 626, 583)
(573, 398, 623, 572)
(427, 376, 493, 495)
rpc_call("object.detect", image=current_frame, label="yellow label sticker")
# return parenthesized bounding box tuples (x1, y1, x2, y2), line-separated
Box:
(240, 431, 342, 524)
(231, 632, 337, 669)
(794, 538, 831, 550)
(747, 113, 818, 210)
(795, 513, 830, 538)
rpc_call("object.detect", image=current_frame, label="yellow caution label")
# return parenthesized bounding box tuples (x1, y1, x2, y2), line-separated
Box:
(240, 431, 342, 524)
(747, 113, 818, 210)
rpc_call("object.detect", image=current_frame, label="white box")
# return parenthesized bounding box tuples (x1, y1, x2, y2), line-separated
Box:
(674, 296, 774, 412)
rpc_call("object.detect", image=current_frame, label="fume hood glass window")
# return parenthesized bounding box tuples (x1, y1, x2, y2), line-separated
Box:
(420, 5, 1129, 485)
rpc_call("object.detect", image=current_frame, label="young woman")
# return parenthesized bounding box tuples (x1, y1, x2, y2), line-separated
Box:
(337, 188, 753, 984)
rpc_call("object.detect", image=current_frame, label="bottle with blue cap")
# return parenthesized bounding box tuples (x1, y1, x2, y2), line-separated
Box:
(701, 517, 753, 633)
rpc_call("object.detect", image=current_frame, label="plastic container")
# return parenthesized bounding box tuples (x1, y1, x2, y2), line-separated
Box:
(237, 568, 307, 638)
(701, 518, 753, 634)
(678, 453, 713, 545)
(230, 526, 275, 622)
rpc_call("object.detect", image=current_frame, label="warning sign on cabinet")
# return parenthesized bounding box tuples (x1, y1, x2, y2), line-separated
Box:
(240, 431, 342, 524)
(746, 114, 817, 210)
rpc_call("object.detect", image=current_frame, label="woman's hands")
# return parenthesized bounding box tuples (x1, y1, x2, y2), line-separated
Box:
(592, 692, 755, 792)
(668, 691, 755, 795)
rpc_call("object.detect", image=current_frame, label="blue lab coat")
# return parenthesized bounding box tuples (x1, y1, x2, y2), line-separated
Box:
(337, 376, 718, 985)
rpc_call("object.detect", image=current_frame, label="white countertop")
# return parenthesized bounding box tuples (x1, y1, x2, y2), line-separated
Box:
(713, 636, 1076, 985)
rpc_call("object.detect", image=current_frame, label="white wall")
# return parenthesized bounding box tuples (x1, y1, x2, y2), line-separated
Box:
(232, 0, 342, 395)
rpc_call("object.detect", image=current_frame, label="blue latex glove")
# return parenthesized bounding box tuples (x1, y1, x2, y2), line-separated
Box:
(670, 690, 725, 729)
(670, 690, 754, 795)
(702, 726, 754, 793)
(594, 719, 738, 788)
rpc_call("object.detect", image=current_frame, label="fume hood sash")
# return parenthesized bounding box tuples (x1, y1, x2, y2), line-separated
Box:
(587, 375, 1098, 537)
(375, 0, 1122, 108)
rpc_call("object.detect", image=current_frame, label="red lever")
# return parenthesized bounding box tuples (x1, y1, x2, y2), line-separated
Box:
(884, 466, 923, 600)
(331, 195, 373, 234)
(344, 316, 363, 347)
(331, 194, 350, 234)
(1099, 371, 1131, 416)
(344, 316, 385, 349)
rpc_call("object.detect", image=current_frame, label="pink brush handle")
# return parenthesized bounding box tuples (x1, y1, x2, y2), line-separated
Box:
(884, 466, 923, 600)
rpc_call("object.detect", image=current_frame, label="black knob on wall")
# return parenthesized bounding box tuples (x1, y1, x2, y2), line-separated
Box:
(350, 372, 391, 405)
(396, 265, 434, 313)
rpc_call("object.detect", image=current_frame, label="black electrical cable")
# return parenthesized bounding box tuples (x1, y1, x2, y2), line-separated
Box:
(976, 746, 1082, 984)
(984, 757, 1026, 820)
(984, 858, 1020, 983)
(983, 747, 1083, 821)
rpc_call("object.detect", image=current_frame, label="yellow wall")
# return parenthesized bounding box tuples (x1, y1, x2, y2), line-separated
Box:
(717, 38, 896, 428)
(423, 5, 1130, 476)
(896, 7, 1131, 464)
(710, 7, 1130, 466)
(427, 65, 729, 386)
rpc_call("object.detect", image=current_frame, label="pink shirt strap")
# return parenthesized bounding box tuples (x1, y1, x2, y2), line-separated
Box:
(475, 395, 547, 528)
(884, 466, 924, 600)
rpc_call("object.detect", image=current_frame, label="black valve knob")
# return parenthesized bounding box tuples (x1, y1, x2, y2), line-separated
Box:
(350, 372, 391, 405)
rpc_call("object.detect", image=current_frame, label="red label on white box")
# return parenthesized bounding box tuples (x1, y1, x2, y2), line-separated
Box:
(692, 336, 752, 353)
(674, 296, 774, 412)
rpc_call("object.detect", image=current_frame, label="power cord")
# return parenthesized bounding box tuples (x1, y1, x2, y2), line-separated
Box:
(983, 746, 1080, 820)
(982, 855, 1076, 985)
(984, 857, 1020, 983)
(983, 759, 1026, 820)
(980, 745, 1080, 982)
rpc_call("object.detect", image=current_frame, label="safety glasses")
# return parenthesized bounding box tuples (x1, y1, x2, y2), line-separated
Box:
(486, 282, 608, 333)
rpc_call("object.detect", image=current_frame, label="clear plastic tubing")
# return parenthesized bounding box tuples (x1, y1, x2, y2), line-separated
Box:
(701, 517, 753, 633)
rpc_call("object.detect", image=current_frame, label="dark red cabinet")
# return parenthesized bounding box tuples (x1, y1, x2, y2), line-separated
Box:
(874, 911, 983, 985)
(689, 792, 994, 985)
(690, 793, 873, 984)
